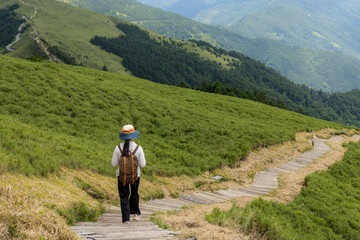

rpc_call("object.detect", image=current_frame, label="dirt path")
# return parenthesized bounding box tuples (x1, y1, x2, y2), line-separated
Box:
(72, 135, 359, 240)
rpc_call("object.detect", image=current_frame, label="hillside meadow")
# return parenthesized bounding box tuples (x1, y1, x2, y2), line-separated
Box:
(0, 54, 347, 239)
(0, 55, 344, 177)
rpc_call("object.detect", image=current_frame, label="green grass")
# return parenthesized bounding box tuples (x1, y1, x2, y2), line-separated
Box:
(206, 141, 360, 240)
(47, 201, 106, 225)
(0, 55, 343, 178)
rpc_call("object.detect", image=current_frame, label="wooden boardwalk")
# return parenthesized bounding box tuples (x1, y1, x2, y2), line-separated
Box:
(72, 136, 346, 240)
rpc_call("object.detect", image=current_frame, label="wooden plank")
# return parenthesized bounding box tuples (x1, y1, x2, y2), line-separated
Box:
(146, 200, 183, 209)
(251, 184, 277, 190)
(186, 193, 218, 204)
(75, 230, 178, 239)
(216, 190, 244, 197)
(235, 189, 260, 196)
(75, 222, 156, 227)
(193, 192, 225, 203)
(246, 186, 273, 192)
(201, 192, 232, 201)
(154, 198, 191, 207)
(180, 195, 209, 204)
(140, 203, 174, 212)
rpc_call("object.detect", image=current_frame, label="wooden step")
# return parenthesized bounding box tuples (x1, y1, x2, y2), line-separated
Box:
(201, 191, 232, 201)
(192, 192, 225, 203)
(180, 195, 210, 204)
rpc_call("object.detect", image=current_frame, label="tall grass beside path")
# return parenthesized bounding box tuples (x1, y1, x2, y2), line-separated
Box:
(0, 55, 343, 177)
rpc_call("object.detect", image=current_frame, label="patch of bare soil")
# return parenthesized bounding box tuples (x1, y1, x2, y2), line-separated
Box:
(156, 130, 359, 240)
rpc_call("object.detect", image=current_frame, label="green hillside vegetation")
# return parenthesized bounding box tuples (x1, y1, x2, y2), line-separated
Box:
(1, 0, 128, 73)
(89, 23, 360, 127)
(206, 140, 360, 240)
(58, 0, 360, 93)
(0, 54, 343, 178)
(0, 4, 26, 48)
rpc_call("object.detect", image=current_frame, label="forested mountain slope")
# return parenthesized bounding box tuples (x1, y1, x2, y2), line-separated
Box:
(60, 0, 360, 93)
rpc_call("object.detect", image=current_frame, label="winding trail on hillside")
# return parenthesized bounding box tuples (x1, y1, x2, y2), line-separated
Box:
(6, 0, 37, 52)
(5, 15, 28, 52)
(11, 0, 59, 61)
(71, 136, 359, 240)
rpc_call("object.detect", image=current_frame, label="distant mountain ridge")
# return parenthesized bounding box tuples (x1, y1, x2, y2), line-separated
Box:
(58, 0, 360, 93)
(192, 0, 360, 59)
(141, 0, 360, 60)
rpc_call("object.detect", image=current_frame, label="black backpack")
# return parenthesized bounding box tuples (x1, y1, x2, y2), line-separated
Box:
(118, 144, 140, 186)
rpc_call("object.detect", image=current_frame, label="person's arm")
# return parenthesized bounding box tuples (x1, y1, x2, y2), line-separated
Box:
(137, 146, 146, 168)
(111, 146, 120, 167)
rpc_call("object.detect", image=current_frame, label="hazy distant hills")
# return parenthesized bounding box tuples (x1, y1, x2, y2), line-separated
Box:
(190, 0, 360, 60)
(139, 0, 234, 18)
(59, 0, 360, 93)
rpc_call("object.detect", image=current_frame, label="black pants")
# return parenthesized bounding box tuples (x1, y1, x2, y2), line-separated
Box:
(117, 177, 141, 223)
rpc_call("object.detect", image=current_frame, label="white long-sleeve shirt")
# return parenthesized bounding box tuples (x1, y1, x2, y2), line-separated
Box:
(111, 141, 146, 177)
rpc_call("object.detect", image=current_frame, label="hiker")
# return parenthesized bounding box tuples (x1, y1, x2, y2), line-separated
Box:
(112, 125, 146, 224)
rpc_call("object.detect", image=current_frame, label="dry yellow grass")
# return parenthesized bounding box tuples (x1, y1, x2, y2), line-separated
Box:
(0, 174, 76, 240)
(0, 168, 118, 239)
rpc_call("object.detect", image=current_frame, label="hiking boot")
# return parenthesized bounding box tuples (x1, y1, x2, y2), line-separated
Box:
(133, 214, 140, 221)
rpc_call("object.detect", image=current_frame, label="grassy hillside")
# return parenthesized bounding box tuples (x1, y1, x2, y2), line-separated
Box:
(0, 0, 128, 73)
(206, 140, 360, 240)
(0, 54, 343, 178)
(57, 0, 360, 92)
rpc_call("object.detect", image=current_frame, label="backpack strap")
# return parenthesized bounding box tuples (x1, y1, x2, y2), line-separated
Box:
(132, 145, 140, 155)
